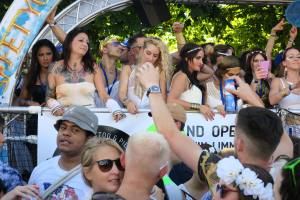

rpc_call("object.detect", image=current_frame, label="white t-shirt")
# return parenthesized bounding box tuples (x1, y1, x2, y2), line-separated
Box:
(29, 156, 92, 200)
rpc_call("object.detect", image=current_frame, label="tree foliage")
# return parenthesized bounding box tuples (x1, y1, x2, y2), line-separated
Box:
(0, 1, 298, 57)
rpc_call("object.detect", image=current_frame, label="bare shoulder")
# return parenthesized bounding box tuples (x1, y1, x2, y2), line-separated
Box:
(172, 71, 188, 83)
(270, 77, 282, 87)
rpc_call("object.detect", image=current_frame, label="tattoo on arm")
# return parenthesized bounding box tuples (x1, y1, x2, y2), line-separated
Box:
(46, 63, 58, 101)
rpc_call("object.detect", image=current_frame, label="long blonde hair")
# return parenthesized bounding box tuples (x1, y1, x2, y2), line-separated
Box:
(134, 37, 170, 98)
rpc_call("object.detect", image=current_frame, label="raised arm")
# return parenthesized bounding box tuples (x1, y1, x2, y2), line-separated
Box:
(136, 63, 202, 173)
(159, 70, 167, 102)
(265, 18, 285, 60)
(197, 64, 214, 82)
(46, 7, 67, 44)
(286, 26, 297, 49)
(172, 22, 185, 51)
(226, 76, 264, 107)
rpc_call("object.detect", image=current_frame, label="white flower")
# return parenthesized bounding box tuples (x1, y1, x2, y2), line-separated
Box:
(258, 183, 274, 200)
(236, 168, 263, 198)
(217, 156, 244, 185)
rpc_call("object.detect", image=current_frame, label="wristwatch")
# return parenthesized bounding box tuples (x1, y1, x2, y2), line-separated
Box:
(146, 85, 161, 97)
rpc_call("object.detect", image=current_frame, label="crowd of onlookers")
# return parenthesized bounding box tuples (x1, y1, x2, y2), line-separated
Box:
(0, 6, 300, 199)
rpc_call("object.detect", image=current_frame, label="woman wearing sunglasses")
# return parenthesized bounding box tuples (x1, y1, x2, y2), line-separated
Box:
(269, 47, 300, 138)
(214, 156, 274, 200)
(119, 37, 169, 114)
(81, 137, 125, 194)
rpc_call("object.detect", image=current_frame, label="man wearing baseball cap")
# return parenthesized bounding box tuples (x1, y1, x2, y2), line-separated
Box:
(29, 106, 98, 199)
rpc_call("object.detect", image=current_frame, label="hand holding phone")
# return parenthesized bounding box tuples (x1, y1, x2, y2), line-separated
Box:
(259, 61, 270, 79)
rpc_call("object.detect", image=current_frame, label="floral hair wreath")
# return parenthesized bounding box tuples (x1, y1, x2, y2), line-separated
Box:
(216, 156, 274, 200)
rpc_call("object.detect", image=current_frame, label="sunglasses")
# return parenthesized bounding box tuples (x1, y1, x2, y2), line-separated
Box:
(283, 157, 300, 187)
(286, 56, 300, 61)
(96, 158, 124, 172)
(130, 45, 143, 50)
(111, 41, 121, 47)
(216, 184, 238, 198)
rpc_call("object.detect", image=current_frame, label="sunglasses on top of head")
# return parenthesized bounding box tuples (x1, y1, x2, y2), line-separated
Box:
(96, 158, 124, 172)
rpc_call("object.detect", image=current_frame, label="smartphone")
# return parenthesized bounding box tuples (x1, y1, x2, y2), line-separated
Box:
(259, 61, 270, 79)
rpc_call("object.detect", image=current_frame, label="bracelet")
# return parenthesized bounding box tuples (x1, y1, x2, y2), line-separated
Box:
(190, 103, 201, 110)
(49, 21, 57, 27)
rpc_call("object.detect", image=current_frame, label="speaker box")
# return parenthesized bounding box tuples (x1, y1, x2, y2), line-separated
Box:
(132, 0, 171, 27)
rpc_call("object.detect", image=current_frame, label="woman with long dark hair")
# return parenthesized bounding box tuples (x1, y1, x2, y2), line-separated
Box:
(46, 28, 124, 121)
(245, 50, 274, 108)
(168, 43, 214, 121)
(18, 39, 58, 106)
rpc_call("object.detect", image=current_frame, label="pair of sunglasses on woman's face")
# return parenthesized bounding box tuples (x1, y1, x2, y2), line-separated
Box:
(96, 158, 124, 172)
(216, 184, 238, 198)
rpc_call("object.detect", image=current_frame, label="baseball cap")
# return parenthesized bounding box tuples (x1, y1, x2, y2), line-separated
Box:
(54, 106, 98, 135)
(166, 103, 187, 123)
(121, 39, 129, 49)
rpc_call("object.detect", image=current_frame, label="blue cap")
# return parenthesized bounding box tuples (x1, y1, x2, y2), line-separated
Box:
(121, 39, 129, 48)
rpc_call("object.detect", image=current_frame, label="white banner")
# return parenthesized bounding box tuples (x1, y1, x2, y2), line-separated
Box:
(38, 110, 235, 164)
(0, 0, 61, 106)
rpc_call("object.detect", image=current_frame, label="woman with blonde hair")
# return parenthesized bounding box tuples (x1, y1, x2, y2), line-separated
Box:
(81, 137, 125, 194)
(119, 37, 169, 114)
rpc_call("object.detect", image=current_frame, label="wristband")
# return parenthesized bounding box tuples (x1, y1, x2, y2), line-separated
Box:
(106, 98, 125, 117)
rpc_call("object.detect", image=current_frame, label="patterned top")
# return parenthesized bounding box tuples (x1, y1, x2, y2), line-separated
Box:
(0, 161, 24, 191)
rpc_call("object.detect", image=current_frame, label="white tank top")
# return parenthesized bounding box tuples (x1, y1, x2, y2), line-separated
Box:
(279, 78, 300, 109)
(180, 85, 203, 104)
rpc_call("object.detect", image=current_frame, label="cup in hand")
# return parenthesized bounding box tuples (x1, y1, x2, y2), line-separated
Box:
(259, 61, 270, 79)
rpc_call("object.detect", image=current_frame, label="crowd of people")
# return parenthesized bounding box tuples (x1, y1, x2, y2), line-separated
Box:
(0, 7, 300, 199)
